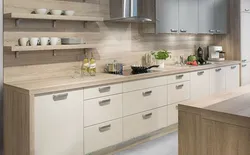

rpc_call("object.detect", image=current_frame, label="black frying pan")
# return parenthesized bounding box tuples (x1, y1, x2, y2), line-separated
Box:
(131, 65, 159, 73)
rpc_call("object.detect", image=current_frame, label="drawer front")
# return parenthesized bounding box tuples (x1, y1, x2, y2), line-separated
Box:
(84, 94, 122, 127)
(123, 76, 167, 92)
(84, 119, 122, 154)
(35, 89, 83, 104)
(123, 86, 167, 116)
(168, 81, 190, 104)
(123, 107, 167, 141)
(84, 83, 122, 100)
(190, 70, 210, 100)
(168, 73, 190, 84)
(168, 103, 179, 126)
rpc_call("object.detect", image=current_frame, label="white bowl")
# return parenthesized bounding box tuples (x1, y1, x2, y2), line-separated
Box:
(50, 10, 63, 15)
(34, 8, 48, 15)
(64, 10, 75, 16)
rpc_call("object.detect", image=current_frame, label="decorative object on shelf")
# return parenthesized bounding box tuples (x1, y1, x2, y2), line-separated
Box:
(61, 38, 84, 45)
(63, 10, 75, 16)
(34, 8, 48, 15)
(29, 37, 39, 46)
(151, 49, 170, 68)
(50, 37, 61, 45)
(40, 37, 50, 46)
(50, 9, 63, 15)
(18, 38, 29, 46)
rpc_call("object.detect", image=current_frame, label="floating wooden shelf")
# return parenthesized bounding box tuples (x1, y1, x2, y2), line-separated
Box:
(4, 13, 104, 22)
(5, 44, 99, 52)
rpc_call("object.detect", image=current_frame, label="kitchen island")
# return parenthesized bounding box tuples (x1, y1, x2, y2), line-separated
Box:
(178, 85, 250, 155)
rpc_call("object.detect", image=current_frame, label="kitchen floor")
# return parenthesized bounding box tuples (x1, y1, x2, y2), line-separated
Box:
(116, 132, 178, 155)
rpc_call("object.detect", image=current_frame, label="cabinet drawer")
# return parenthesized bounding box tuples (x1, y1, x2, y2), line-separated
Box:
(168, 81, 190, 104)
(123, 86, 167, 116)
(123, 107, 167, 141)
(84, 94, 122, 127)
(84, 83, 122, 100)
(168, 103, 179, 126)
(84, 119, 122, 154)
(168, 73, 190, 84)
(123, 76, 167, 92)
(190, 70, 210, 99)
(35, 89, 83, 103)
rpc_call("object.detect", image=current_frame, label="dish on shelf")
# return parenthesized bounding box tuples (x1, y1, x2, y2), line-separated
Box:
(63, 10, 75, 16)
(50, 10, 63, 15)
(34, 8, 48, 15)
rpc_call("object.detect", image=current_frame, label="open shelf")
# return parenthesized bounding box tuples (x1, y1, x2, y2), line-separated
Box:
(5, 44, 99, 52)
(4, 13, 104, 22)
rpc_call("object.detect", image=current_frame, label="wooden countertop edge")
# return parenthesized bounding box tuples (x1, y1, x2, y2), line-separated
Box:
(5, 61, 241, 95)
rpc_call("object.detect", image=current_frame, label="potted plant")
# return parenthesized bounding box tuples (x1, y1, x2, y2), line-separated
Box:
(152, 49, 170, 68)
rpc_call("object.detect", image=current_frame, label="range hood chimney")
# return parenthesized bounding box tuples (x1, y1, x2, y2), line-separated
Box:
(108, 0, 153, 22)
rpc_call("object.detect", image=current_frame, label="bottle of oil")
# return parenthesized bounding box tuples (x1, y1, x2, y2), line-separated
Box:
(89, 58, 96, 76)
(81, 58, 89, 76)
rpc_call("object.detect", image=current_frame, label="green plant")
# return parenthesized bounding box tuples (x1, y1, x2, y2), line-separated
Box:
(152, 49, 170, 60)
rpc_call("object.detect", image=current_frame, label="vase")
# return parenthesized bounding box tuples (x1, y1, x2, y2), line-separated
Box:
(156, 59, 165, 68)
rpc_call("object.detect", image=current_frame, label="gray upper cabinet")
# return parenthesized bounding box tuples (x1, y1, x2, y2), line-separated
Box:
(214, 0, 228, 34)
(179, 0, 198, 33)
(156, 0, 178, 33)
(241, 0, 250, 12)
(198, 0, 215, 34)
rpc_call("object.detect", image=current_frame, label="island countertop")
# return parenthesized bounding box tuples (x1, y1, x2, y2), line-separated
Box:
(5, 61, 240, 95)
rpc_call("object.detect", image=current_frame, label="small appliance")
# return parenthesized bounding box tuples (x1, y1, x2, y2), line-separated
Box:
(208, 46, 225, 61)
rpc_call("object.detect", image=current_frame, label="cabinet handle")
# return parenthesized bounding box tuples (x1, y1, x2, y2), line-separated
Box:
(142, 113, 153, 119)
(143, 90, 152, 96)
(99, 86, 111, 93)
(99, 99, 111, 106)
(180, 29, 187, 33)
(171, 29, 178, 32)
(216, 30, 221, 33)
(242, 59, 247, 62)
(245, 9, 250, 11)
(231, 66, 236, 69)
(53, 93, 68, 101)
(176, 84, 184, 89)
(242, 64, 247, 67)
(197, 71, 204, 75)
(176, 74, 184, 79)
(99, 124, 111, 132)
(209, 29, 215, 33)
(215, 68, 222, 72)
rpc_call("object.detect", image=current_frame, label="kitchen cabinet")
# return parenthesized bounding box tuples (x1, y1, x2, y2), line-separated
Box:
(34, 90, 84, 155)
(241, 13, 250, 62)
(241, 63, 250, 86)
(167, 103, 179, 126)
(225, 65, 240, 91)
(210, 67, 226, 94)
(241, 0, 250, 12)
(190, 70, 210, 99)
(156, 0, 178, 33)
(198, 0, 228, 34)
(168, 81, 190, 104)
(179, 0, 198, 33)
(156, 0, 198, 33)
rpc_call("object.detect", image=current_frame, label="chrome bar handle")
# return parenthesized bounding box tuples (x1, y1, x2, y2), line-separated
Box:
(197, 71, 205, 75)
(143, 90, 152, 96)
(180, 29, 187, 33)
(171, 29, 178, 32)
(209, 29, 215, 33)
(99, 86, 111, 93)
(53, 93, 68, 101)
(242, 64, 247, 67)
(231, 66, 236, 69)
(99, 99, 111, 106)
(142, 113, 153, 119)
(242, 59, 247, 63)
(176, 74, 184, 79)
(176, 84, 184, 89)
(99, 124, 111, 132)
(215, 68, 222, 72)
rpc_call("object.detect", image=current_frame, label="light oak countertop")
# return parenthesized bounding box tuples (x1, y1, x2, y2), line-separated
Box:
(5, 61, 240, 95)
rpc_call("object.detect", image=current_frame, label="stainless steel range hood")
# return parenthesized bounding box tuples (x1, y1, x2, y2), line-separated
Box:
(109, 0, 153, 22)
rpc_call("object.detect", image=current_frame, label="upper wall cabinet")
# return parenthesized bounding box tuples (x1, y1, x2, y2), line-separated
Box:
(156, 0, 198, 33)
(241, 0, 250, 12)
(198, 0, 228, 34)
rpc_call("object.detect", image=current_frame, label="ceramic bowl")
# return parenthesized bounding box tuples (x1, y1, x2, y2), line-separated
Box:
(50, 10, 63, 15)
(64, 10, 75, 16)
(34, 8, 48, 15)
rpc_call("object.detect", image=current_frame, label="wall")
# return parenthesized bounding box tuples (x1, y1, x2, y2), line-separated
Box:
(4, 0, 216, 82)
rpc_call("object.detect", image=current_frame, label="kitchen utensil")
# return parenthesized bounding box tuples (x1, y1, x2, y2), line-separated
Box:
(131, 65, 159, 73)
(34, 8, 48, 15)
(29, 37, 39, 46)
(50, 9, 63, 15)
(40, 37, 49, 46)
(18, 38, 29, 46)
(63, 10, 75, 16)
(49, 37, 60, 45)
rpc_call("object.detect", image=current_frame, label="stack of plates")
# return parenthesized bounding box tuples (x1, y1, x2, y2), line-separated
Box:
(61, 38, 85, 45)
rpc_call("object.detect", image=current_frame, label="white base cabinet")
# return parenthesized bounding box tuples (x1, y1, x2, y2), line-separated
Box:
(210, 67, 226, 94)
(167, 103, 179, 126)
(225, 65, 240, 90)
(241, 63, 250, 86)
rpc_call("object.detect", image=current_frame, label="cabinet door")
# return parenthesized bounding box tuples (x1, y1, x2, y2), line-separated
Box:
(168, 103, 179, 126)
(214, 0, 228, 34)
(241, 0, 250, 12)
(225, 65, 240, 91)
(241, 62, 250, 86)
(179, 0, 198, 33)
(190, 70, 210, 100)
(241, 13, 250, 62)
(198, 0, 215, 33)
(34, 90, 84, 155)
(156, 0, 178, 33)
(210, 67, 226, 94)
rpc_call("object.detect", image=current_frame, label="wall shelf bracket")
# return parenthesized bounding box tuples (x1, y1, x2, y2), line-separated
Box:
(15, 51, 20, 58)
(53, 50, 57, 56)
(52, 20, 56, 28)
(15, 19, 21, 27)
